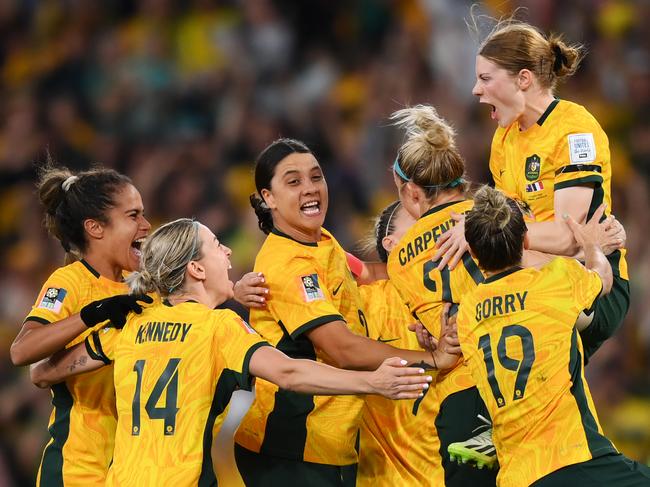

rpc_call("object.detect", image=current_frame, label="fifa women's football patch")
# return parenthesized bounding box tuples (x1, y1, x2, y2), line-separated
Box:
(38, 287, 67, 313)
(299, 274, 325, 302)
(568, 133, 596, 164)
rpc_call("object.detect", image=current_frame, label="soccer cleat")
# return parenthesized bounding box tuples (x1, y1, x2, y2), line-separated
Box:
(448, 415, 498, 470)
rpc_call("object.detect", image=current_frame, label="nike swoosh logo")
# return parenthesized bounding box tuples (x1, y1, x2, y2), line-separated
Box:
(332, 281, 343, 296)
(377, 336, 399, 343)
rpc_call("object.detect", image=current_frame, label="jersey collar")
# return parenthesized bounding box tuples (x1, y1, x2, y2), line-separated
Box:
(483, 266, 523, 284)
(270, 227, 319, 247)
(420, 200, 467, 220)
(536, 98, 560, 126)
(80, 259, 101, 279)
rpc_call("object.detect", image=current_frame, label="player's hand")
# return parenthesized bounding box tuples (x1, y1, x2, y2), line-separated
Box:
(432, 303, 462, 370)
(233, 272, 268, 309)
(597, 213, 626, 255)
(369, 357, 433, 400)
(564, 203, 609, 252)
(408, 321, 438, 352)
(80, 294, 153, 329)
(431, 212, 468, 270)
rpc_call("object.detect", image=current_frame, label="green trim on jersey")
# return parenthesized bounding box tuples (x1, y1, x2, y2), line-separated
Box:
(554, 175, 603, 191)
(291, 314, 344, 340)
(39, 383, 74, 487)
(568, 328, 616, 458)
(259, 320, 318, 460)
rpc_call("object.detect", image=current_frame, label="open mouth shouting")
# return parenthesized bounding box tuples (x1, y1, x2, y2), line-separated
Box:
(300, 200, 321, 217)
(131, 237, 146, 260)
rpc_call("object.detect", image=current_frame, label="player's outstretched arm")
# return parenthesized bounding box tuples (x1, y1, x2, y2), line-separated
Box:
(249, 346, 431, 399)
(30, 343, 107, 388)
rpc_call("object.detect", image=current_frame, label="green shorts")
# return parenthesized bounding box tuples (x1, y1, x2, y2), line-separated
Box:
(234, 444, 357, 487)
(435, 387, 498, 487)
(580, 274, 630, 362)
(531, 453, 650, 486)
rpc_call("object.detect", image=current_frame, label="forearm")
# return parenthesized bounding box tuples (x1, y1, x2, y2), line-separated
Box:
(583, 243, 613, 295)
(30, 346, 102, 388)
(526, 220, 578, 255)
(278, 359, 376, 395)
(11, 316, 87, 366)
(332, 337, 433, 371)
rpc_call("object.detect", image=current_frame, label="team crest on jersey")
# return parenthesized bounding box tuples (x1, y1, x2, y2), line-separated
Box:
(38, 287, 67, 313)
(299, 274, 325, 302)
(525, 154, 541, 181)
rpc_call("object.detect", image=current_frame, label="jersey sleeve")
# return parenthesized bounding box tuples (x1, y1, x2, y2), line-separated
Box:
(24, 267, 82, 325)
(217, 311, 270, 391)
(267, 255, 344, 339)
(84, 327, 120, 364)
(553, 124, 609, 191)
(556, 258, 603, 312)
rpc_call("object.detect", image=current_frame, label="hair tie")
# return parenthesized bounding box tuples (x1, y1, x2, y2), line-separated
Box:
(393, 157, 465, 189)
(552, 44, 566, 73)
(62, 175, 79, 192)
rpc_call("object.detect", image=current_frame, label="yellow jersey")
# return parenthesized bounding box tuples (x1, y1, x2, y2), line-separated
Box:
(456, 258, 617, 487)
(387, 200, 484, 403)
(357, 280, 443, 486)
(235, 228, 366, 466)
(86, 300, 268, 487)
(25, 259, 125, 487)
(489, 98, 628, 280)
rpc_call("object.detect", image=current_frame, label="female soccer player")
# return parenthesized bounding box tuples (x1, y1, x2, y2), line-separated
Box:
(387, 104, 498, 486)
(10, 165, 152, 486)
(234, 138, 458, 486)
(30, 218, 433, 487)
(436, 21, 628, 360)
(451, 185, 650, 487)
(356, 201, 446, 486)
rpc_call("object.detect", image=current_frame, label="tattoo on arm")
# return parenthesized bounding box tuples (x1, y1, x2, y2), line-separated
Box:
(67, 355, 88, 373)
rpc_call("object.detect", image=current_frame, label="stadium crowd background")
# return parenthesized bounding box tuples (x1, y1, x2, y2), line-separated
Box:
(0, 0, 648, 484)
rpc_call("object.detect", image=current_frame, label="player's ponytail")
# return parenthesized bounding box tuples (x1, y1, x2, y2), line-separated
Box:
(465, 186, 527, 272)
(127, 218, 202, 297)
(250, 194, 274, 235)
(390, 105, 467, 200)
(37, 157, 132, 262)
(479, 20, 584, 90)
(548, 35, 582, 79)
(251, 138, 313, 235)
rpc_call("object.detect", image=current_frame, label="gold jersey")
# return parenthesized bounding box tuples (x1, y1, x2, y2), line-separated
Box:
(25, 259, 125, 487)
(489, 98, 627, 279)
(86, 300, 268, 487)
(457, 258, 617, 487)
(387, 200, 484, 403)
(357, 280, 443, 486)
(235, 228, 366, 466)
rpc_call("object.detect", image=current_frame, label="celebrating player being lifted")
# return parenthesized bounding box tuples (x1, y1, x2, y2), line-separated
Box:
(30, 217, 433, 486)
(435, 19, 628, 362)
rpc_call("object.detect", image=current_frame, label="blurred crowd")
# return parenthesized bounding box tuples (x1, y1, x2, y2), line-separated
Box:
(0, 0, 648, 484)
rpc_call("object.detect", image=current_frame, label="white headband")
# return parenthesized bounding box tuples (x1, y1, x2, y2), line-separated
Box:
(61, 175, 79, 192)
